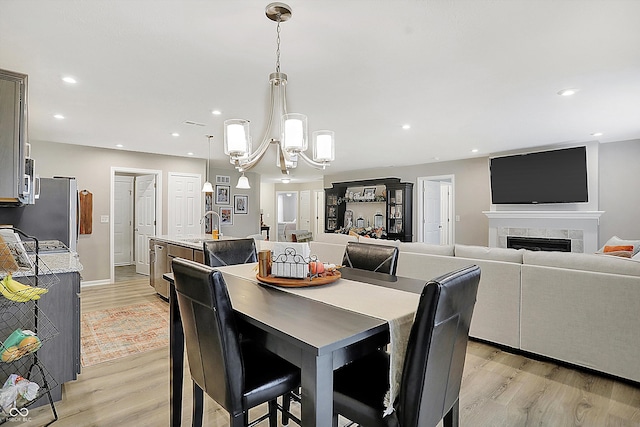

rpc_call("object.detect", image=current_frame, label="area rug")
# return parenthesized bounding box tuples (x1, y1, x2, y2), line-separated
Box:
(80, 299, 169, 367)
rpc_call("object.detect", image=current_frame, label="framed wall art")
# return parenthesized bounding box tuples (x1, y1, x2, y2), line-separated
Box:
(219, 207, 233, 225)
(215, 185, 230, 205)
(234, 194, 248, 214)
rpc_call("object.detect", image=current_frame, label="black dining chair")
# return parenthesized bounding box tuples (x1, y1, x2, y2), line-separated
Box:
(203, 238, 257, 267)
(333, 265, 481, 427)
(172, 258, 301, 427)
(341, 241, 399, 275)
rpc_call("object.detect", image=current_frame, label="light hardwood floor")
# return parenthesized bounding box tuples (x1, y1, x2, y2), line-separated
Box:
(24, 267, 640, 426)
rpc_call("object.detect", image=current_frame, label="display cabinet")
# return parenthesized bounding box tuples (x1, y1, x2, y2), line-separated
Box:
(385, 182, 413, 241)
(324, 188, 345, 232)
(324, 178, 413, 241)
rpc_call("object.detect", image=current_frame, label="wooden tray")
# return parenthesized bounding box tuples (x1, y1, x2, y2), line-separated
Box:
(256, 271, 341, 288)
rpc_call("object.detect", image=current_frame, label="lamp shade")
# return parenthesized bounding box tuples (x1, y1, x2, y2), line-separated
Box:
(281, 113, 308, 152)
(313, 130, 335, 162)
(224, 119, 251, 157)
(236, 173, 251, 189)
(201, 181, 214, 193)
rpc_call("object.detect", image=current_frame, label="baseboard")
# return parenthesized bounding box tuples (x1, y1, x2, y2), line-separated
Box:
(81, 279, 111, 287)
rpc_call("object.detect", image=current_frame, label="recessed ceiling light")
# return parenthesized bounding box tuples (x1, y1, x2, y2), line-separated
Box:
(558, 88, 577, 96)
(187, 152, 194, 156)
(402, 124, 411, 130)
(62, 76, 77, 84)
(212, 110, 222, 116)
(115, 144, 124, 148)
(591, 132, 603, 137)
(471, 149, 479, 153)
(281, 178, 291, 184)
(53, 114, 65, 119)
(171, 132, 180, 137)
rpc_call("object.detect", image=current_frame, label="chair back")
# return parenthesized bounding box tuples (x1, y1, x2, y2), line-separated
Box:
(342, 241, 399, 275)
(396, 265, 481, 427)
(203, 238, 257, 267)
(171, 258, 245, 415)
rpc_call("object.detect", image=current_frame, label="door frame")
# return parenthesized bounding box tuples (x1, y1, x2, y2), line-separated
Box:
(110, 167, 163, 284)
(417, 175, 455, 244)
(114, 175, 134, 266)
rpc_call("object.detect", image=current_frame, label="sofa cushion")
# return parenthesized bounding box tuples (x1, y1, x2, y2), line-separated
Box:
(358, 237, 401, 247)
(398, 242, 455, 256)
(313, 233, 358, 245)
(523, 250, 640, 277)
(454, 244, 524, 264)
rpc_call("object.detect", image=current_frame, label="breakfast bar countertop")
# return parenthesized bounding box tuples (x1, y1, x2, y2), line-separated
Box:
(152, 234, 241, 250)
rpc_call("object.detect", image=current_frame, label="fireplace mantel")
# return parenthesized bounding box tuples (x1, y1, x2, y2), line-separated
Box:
(483, 211, 604, 253)
(483, 211, 604, 221)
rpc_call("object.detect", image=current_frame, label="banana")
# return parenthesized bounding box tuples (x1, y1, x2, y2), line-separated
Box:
(0, 278, 32, 303)
(3, 274, 48, 296)
(0, 275, 46, 302)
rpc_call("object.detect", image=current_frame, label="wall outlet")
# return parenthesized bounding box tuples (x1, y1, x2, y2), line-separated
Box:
(101, 215, 109, 223)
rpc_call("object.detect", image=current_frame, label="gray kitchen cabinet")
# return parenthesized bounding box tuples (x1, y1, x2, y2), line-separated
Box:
(0, 68, 29, 205)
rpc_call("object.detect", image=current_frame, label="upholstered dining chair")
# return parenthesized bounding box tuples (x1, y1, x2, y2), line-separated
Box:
(333, 265, 481, 427)
(203, 238, 257, 267)
(172, 258, 301, 427)
(341, 241, 400, 275)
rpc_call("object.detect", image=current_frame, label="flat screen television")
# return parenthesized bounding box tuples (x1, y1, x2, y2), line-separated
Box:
(490, 146, 588, 204)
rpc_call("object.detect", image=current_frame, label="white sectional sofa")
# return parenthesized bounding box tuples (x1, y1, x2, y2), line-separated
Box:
(258, 234, 640, 383)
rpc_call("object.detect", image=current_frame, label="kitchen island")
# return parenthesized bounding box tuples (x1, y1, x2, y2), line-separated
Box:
(149, 235, 241, 298)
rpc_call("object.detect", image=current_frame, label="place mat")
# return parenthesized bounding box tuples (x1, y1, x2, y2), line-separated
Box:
(80, 299, 169, 367)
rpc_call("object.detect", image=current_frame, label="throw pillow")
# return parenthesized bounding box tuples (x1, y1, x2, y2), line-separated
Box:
(601, 250, 633, 258)
(603, 245, 634, 253)
(598, 236, 640, 256)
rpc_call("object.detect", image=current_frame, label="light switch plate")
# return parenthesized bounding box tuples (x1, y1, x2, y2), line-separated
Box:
(101, 215, 109, 223)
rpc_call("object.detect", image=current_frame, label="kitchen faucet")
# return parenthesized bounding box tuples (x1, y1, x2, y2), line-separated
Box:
(200, 210, 221, 232)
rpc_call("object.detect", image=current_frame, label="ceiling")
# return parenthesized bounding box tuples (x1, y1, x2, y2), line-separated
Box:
(2, 0, 639, 183)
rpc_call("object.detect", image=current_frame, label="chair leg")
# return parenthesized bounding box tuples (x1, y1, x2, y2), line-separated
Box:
(268, 400, 278, 426)
(230, 412, 245, 427)
(443, 398, 460, 427)
(282, 392, 291, 425)
(192, 382, 204, 427)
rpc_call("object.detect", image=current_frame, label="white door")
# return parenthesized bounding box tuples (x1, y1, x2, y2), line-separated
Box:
(300, 190, 311, 232)
(135, 174, 156, 275)
(314, 190, 324, 238)
(114, 175, 134, 266)
(168, 173, 201, 237)
(440, 182, 452, 245)
(423, 180, 441, 244)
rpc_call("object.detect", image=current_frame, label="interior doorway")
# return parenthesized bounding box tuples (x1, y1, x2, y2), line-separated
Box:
(110, 167, 162, 284)
(417, 175, 455, 245)
(276, 191, 298, 241)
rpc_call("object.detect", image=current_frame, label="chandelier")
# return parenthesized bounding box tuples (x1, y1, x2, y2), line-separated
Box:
(223, 2, 335, 185)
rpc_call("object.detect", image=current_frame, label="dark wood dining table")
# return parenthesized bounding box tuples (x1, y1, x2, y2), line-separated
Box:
(164, 265, 426, 426)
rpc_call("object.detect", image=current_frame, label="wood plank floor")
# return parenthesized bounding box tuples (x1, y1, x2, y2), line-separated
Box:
(24, 266, 640, 426)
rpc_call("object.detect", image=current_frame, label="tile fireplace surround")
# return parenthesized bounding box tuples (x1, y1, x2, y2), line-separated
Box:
(483, 211, 604, 254)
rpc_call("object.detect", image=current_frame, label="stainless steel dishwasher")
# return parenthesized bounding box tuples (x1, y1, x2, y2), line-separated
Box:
(150, 241, 169, 298)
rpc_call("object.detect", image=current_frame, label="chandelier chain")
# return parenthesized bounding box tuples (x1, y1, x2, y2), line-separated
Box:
(275, 13, 282, 73)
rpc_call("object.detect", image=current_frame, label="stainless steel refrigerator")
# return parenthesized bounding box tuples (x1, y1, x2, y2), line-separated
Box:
(0, 177, 79, 250)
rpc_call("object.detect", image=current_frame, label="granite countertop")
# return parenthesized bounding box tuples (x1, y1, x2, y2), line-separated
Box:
(2, 251, 82, 279)
(153, 234, 240, 250)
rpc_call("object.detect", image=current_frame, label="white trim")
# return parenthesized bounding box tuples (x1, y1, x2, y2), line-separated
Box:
(483, 211, 604, 220)
(81, 279, 112, 287)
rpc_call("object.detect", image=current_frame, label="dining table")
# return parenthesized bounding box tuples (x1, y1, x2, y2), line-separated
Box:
(164, 263, 427, 427)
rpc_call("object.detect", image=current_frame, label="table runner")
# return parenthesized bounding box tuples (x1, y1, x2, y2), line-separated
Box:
(218, 263, 421, 415)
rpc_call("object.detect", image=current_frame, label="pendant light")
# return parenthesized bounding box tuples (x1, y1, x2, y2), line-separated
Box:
(202, 135, 214, 193)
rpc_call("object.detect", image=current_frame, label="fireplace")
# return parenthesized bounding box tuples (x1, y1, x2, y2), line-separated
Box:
(507, 236, 571, 252)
